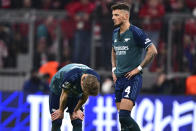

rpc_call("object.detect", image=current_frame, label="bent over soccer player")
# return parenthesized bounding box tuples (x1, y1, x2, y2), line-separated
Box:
(49, 63, 100, 131)
(111, 2, 158, 131)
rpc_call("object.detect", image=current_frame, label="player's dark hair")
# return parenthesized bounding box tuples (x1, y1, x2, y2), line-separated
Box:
(111, 2, 130, 12)
(83, 74, 100, 96)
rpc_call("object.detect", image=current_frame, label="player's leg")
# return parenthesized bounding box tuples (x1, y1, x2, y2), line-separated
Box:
(51, 119, 62, 131)
(119, 99, 140, 131)
(116, 102, 120, 111)
(67, 97, 83, 131)
(115, 79, 134, 131)
(69, 114, 83, 131)
(115, 78, 123, 111)
(49, 92, 62, 131)
(119, 75, 142, 131)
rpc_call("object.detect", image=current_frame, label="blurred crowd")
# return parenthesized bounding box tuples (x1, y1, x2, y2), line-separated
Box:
(0, 0, 196, 95)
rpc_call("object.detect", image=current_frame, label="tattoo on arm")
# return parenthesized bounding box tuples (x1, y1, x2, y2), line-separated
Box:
(140, 44, 158, 68)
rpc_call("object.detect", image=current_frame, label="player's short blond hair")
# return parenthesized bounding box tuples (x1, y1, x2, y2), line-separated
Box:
(83, 74, 100, 96)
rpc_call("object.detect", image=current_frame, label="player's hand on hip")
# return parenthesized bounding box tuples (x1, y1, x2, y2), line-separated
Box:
(112, 72, 117, 83)
(125, 68, 140, 79)
(51, 109, 64, 121)
(72, 110, 84, 120)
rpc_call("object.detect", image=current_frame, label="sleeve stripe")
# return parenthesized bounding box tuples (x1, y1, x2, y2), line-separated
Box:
(145, 42, 153, 50)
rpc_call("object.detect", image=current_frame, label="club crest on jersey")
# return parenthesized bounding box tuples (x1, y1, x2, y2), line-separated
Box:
(124, 38, 130, 42)
(62, 81, 71, 89)
(114, 39, 117, 43)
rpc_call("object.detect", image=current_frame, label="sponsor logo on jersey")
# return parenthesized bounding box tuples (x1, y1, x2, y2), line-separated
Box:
(114, 46, 129, 51)
(114, 46, 129, 55)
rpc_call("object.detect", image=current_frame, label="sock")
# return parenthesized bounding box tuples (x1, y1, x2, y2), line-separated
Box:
(119, 110, 140, 131)
(52, 119, 62, 131)
(71, 119, 82, 131)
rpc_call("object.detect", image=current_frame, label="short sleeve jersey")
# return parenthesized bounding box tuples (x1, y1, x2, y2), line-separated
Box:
(49, 63, 100, 96)
(112, 25, 152, 77)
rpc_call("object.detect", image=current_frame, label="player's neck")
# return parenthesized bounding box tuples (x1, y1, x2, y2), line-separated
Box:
(120, 22, 130, 34)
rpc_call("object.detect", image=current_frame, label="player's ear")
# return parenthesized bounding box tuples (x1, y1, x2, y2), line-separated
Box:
(125, 12, 129, 20)
(81, 74, 86, 86)
(121, 11, 128, 21)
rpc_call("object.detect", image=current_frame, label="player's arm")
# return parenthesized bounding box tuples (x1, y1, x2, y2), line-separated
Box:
(51, 88, 69, 121)
(111, 47, 117, 83)
(72, 93, 88, 120)
(140, 44, 157, 68)
(134, 28, 158, 69)
(111, 47, 116, 68)
(74, 93, 89, 112)
(125, 27, 158, 79)
(125, 44, 157, 79)
(59, 88, 69, 113)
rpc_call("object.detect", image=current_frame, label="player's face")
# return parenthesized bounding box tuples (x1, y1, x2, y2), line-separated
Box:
(112, 10, 124, 26)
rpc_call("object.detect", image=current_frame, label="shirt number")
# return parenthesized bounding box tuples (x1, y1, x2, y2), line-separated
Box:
(124, 86, 131, 98)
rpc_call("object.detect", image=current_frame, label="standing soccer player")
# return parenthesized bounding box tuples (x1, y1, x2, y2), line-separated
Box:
(111, 2, 158, 131)
(49, 63, 100, 131)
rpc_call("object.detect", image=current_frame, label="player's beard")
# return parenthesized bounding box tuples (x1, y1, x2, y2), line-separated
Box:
(114, 21, 123, 28)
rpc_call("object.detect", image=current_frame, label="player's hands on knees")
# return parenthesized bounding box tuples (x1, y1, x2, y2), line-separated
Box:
(112, 72, 117, 83)
(51, 109, 64, 121)
(125, 68, 140, 79)
(72, 110, 84, 120)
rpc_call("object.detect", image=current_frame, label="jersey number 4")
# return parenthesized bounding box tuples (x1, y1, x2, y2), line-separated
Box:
(124, 86, 131, 98)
